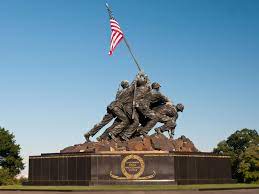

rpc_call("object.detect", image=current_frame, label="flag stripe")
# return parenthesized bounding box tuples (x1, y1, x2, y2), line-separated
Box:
(110, 22, 120, 28)
(108, 18, 124, 55)
(111, 27, 123, 34)
(111, 32, 119, 48)
(110, 19, 119, 25)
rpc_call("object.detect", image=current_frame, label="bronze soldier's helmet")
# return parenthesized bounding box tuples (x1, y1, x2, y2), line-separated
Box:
(136, 77, 147, 86)
(176, 103, 184, 112)
(121, 80, 129, 89)
(151, 82, 161, 89)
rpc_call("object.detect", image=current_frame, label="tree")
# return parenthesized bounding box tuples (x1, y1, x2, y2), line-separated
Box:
(0, 168, 14, 185)
(238, 139, 259, 183)
(0, 127, 24, 177)
(213, 128, 259, 183)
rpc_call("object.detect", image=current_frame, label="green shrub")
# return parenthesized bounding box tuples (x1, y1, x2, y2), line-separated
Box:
(214, 128, 259, 183)
(14, 176, 28, 185)
(0, 168, 14, 185)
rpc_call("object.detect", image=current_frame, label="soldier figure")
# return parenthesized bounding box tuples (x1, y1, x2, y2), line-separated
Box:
(119, 82, 170, 139)
(84, 80, 129, 142)
(134, 82, 171, 136)
(108, 72, 150, 141)
(139, 82, 170, 118)
(84, 71, 183, 142)
(119, 73, 151, 140)
(154, 103, 184, 138)
(135, 103, 184, 138)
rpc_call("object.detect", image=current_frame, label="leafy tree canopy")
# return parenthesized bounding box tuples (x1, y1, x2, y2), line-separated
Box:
(0, 127, 24, 177)
(239, 143, 259, 183)
(213, 128, 259, 183)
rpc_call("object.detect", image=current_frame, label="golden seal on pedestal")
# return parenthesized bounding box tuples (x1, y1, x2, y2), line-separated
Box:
(110, 154, 156, 180)
(121, 154, 145, 179)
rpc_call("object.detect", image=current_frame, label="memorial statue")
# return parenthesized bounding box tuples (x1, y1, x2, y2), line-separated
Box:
(81, 3, 185, 143)
(84, 72, 184, 142)
(61, 3, 197, 154)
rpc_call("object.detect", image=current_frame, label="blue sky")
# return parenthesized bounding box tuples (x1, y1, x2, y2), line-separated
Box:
(0, 0, 258, 176)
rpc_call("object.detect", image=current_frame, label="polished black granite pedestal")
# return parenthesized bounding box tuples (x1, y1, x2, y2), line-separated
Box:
(25, 151, 234, 185)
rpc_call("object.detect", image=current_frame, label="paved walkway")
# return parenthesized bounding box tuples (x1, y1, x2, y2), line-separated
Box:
(0, 189, 259, 194)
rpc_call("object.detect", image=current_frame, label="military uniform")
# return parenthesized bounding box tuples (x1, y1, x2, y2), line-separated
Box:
(87, 111, 114, 137)
(154, 104, 183, 137)
(132, 88, 170, 134)
(108, 73, 150, 139)
(98, 118, 120, 140)
(84, 81, 129, 141)
(120, 83, 151, 139)
(153, 104, 178, 135)
(108, 82, 135, 138)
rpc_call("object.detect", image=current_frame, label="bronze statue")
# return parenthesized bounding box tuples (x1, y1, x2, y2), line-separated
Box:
(84, 72, 184, 142)
(154, 103, 184, 138)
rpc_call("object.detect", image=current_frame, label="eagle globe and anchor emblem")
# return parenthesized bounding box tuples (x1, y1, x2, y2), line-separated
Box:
(110, 155, 156, 180)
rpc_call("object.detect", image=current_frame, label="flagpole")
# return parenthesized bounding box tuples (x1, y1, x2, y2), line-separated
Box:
(123, 37, 142, 72)
(106, 3, 142, 72)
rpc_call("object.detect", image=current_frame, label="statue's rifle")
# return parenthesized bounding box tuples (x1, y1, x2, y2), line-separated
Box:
(132, 80, 137, 119)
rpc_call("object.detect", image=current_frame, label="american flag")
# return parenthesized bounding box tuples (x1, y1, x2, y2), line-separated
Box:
(109, 18, 124, 55)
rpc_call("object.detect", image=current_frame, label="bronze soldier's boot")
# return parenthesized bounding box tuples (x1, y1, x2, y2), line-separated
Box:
(139, 131, 148, 138)
(155, 127, 162, 134)
(169, 130, 175, 139)
(84, 133, 91, 142)
(96, 136, 101, 142)
(121, 135, 129, 141)
(109, 132, 119, 142)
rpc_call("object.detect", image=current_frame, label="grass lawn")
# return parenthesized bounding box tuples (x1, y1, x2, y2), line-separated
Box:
(0, 183, 259, 191)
